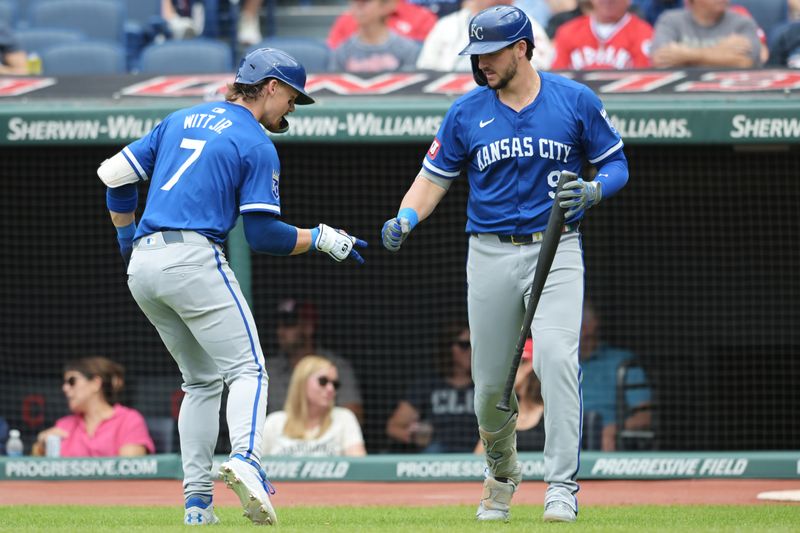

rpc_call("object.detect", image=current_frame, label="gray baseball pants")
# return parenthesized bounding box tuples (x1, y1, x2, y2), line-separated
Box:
(467, 231, 583, 510)
(127, 230, 269, 498)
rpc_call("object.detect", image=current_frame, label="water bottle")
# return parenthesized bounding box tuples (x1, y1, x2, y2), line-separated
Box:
(6, 429, 24, 457)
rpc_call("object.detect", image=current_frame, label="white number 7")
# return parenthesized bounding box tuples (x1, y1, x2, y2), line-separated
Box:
(161, 138, 206, 191)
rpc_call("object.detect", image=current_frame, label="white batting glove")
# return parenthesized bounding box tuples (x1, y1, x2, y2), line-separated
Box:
(314, 224, 367, 264)
(557, 178, 603, 219)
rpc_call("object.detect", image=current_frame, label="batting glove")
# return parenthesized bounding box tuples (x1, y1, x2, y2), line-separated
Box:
(116, 222, 136, 268)
(313, 224, 367, 264)
(557, 178, 603, 220)
(381, 208, 418, 252)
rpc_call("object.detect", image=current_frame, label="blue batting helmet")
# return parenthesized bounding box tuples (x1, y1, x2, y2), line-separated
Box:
(235, 48, 314, 105)
(459, 6, 535, 86)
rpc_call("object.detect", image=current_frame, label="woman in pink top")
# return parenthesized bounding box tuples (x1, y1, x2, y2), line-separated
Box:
(32, 356, 155, 457)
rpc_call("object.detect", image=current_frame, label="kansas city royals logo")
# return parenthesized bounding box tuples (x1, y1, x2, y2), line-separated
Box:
(272, 169, 280, 199)
(470, 24, 484, 41)
(600, 108, 619, 136)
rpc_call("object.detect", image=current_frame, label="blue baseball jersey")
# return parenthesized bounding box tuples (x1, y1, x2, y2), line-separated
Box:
(123, 101, 281, 244)
(422, 72, 623, 234)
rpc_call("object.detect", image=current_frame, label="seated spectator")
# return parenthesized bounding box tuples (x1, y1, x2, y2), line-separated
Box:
(417, 0, 554, 71)
(238, 0, 264, 46)
(546, 0, 591, 37)
(580, 301, 651, 451)
(32, 357, 155, 457)
(266, 299, 364, 423)
(162, 0, 204, 40)
(262, 355, 366, 456)
(327, 0, 437, 49)
(386, 321, 478, 453)
(163, 0, 263, 44)
(516, 0, 577, 28)
(553, 0, 653, 69)
(651, 0, 763, 68)
(0, 23, 29, 76)
(767, 21, 800, 67)
(630, 0, 682, 26)
(474, 338, 544, 454)
(330, 0, 422, 73)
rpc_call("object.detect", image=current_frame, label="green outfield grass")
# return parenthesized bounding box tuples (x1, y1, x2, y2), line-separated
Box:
(1, 504, 798, 532)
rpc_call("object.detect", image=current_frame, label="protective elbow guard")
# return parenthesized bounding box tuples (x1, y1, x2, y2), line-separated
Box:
(97, 150, 142, 188)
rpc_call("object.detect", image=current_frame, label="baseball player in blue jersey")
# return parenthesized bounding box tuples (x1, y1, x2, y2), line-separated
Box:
(382, 6, 628, 523)
(97, 48, 366, 526)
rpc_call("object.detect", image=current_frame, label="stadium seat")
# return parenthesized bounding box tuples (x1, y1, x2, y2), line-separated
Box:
(248, 37, 331, 73)
(41, 41, 126, 75)
(615, 358, 657, 451)
(139, 39, 233, 74)
(732, 0, 789, 41)
(145, 416, 176, 454)
(0, 0, 15, 26)
(29, 0, 125, 45)
(14, 28, 85, 56)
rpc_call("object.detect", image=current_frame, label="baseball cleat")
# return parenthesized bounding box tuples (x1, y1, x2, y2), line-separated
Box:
(219, 454, 277, 525)
(543, 500, 577, 522)
(476, 476, 517, 521)
(184, 495, 220, 526)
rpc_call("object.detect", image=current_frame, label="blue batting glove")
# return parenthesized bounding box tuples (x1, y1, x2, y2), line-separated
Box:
(382, 207, 418, 252)
(557, 178, 603, 220)
(116, 222, 136, 268)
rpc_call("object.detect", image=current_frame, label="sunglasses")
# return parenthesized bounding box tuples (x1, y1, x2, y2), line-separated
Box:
(63, 376, 79, 387)
(453, 340, 471, 350)
(317, 376, 340, 390)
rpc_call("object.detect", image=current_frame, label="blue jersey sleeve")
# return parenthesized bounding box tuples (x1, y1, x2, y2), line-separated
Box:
(123, 119, 167, 181)
(239, 142, 281, 216)
(577, 88, 624, 165)
(422, 104, 467, 180)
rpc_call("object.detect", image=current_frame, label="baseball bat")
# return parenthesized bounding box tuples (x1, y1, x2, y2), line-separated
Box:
(496, 170, 578, 412)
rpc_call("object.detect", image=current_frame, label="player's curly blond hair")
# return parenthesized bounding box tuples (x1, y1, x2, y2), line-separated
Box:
(224, 80, 269, 102)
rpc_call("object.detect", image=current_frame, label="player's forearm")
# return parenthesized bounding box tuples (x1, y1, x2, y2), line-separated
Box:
(593, 150, 629, 199)
(109, 210, 136, 227)
(686, 46, 754, 68)
(399, 175, 448, 222)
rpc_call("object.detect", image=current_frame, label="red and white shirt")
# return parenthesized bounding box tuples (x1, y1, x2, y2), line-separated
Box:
(552, 13, 653, 70)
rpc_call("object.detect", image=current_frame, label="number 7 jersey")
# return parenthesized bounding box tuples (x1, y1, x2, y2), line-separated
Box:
(123, 101, 282, 244)
(422, 71, 623, 234)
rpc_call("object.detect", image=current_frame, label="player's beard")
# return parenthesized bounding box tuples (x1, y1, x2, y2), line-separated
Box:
(490, 54, 519, 91)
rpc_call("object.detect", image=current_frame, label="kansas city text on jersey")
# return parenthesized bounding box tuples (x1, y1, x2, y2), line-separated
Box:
(476, 136, 572, 171)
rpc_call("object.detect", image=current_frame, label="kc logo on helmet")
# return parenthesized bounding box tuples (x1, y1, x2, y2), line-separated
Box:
(470, 24, 484, 40)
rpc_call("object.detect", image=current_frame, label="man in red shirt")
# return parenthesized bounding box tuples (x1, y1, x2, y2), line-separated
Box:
(327, 0, 437, 49)
(552, 0, 653, 69)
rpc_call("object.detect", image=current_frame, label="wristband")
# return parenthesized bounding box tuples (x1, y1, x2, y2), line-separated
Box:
(116, 222, 136, 242)
(397, 207, 419, 230)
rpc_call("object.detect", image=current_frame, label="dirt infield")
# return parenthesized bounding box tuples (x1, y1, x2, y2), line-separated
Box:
(1, 479, 798, 507)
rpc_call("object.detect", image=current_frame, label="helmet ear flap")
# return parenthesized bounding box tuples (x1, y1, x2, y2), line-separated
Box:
(471, 55, 487, 86)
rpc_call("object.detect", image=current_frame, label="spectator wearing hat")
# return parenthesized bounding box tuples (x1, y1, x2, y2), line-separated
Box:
(0, 23, 28, 75)
(266, 299, 364, 424)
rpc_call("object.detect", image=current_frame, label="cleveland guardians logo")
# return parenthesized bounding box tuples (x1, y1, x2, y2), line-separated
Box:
(428, 138, 441, 159)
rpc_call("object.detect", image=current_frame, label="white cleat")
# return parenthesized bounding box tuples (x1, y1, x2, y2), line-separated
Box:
(543, 500, 577, 523)
(476, 476, 517, 522)
(219, 456, 277, 525)
(184, 496, 220, 526)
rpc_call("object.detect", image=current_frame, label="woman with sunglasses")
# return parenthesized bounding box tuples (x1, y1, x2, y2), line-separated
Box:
(32, 356, 154, 457)
(261, 355, 366, 456)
